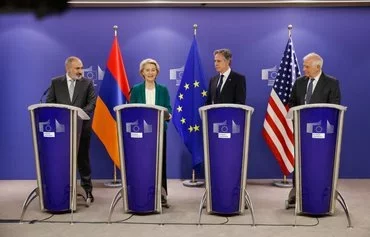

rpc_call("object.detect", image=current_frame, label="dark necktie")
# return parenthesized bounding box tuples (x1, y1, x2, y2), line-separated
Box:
(305, 78, 315, 104)
(216, 74, 224, 98)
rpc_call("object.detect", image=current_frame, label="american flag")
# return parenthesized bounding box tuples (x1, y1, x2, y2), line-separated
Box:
(262, 37, 301, 175)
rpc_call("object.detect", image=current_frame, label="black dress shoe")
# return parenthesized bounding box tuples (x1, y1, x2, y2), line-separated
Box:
(287, 188, 296, 205)
(86, 192, 94, 203)
(288, 196, 296, 205)
(161, 195, 169, 208)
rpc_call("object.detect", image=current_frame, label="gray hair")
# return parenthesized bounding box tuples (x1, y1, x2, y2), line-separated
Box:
(64, 56, 81, 68)
(213, 48, 232, 62)
(139, 58, 160, 77)
(303, 52, 324, 68)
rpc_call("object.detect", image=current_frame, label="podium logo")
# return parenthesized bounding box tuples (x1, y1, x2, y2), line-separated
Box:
(83, 65, 105, 87)
(213, 120, 240, 139)
(125, 120, 152, 138)
(306, 120, 335, 139)
(38, 119, 65, 138)
(261, 65, 278, 86)
(169, 66, 184, 86)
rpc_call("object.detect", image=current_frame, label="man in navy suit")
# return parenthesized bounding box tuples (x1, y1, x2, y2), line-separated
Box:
(206, 48, 246, 105)
(46, 56, 96, 204)
(287, 52, 341, 205)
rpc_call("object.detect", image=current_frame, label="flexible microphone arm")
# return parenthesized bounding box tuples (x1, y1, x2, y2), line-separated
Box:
(39, 87, 50, 103)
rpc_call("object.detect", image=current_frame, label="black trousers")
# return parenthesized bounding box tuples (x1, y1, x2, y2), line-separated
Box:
(78, 121, 92, 193)
(162, 131, 167, 195)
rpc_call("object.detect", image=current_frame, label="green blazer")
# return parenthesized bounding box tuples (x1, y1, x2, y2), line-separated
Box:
(130, 82, 172, 129)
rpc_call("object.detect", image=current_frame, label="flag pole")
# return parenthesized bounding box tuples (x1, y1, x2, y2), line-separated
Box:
(104, 164, 121, 187)
(104, 25, 122, 188)
(183, 24, 204, 188)
(273, 24, 294, 188)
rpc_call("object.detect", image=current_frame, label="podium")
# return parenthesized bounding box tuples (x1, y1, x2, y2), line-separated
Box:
(20, 103, 89, 222)
(289, 103, 352, 227)
(108, 104, 168, 221)
(198, 104, 255, 225)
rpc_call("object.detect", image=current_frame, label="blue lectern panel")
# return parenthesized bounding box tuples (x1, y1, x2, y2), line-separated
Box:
(300, 108, 338, 215)
(119, 107, 159, 213)
(34, 107, 71, 212)
(207, 108, 246, 214)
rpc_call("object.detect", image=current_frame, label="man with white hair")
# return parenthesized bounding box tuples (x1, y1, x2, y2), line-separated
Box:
(289, 52, 341, 106)
(287, 52, 341, 206)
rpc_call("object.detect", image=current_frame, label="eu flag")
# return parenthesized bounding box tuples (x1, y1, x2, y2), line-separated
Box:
(172, 36, 207, 168)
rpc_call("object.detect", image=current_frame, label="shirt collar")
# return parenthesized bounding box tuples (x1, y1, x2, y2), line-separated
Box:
(220, 67, 231, 79)
(312, 71, 322, 81)
(66, 73, 76, 82)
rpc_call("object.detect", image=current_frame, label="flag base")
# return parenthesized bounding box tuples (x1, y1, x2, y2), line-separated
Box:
(273, 179, 293, 188)
(182, 179, 204, 187)
(104, 180, 122, 188)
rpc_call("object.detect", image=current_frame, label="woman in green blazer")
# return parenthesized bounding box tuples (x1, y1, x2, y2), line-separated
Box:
(130, 58, 172, 207)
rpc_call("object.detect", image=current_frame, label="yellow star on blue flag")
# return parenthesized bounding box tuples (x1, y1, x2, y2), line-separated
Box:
(172, 36, 207, 168)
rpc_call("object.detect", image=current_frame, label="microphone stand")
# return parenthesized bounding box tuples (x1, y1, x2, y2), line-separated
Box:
(39, 87, 50, 103)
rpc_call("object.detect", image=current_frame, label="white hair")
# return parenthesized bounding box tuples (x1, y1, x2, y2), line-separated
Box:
(303, 52, 323, 68)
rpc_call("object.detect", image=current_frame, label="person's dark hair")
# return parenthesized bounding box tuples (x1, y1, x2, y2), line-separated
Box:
(213, 48, 232, 63)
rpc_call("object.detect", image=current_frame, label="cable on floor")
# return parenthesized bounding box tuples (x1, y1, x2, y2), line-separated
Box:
(0, 216, 319, 227)
(29, 214, 54, 224)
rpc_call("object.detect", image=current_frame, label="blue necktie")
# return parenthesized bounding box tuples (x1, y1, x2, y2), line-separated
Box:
(305, 78, 315, 104)
(216, 74, 224, 98)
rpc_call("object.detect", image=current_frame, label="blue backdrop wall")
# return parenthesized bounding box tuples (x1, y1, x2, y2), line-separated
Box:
(0, 7, 369, 179)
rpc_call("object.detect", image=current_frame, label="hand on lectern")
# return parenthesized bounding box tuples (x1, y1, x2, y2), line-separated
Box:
(165, 113, 172, 121)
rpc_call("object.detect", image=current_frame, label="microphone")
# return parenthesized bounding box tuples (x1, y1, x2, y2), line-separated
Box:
(39, 87, 50, 103)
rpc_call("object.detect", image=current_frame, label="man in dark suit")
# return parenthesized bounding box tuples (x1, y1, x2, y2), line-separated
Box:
(287, 52, 341, 206)
(289, 53, 341, 107)
(46, 56, 96, 204)
(206, 48, 246, 105)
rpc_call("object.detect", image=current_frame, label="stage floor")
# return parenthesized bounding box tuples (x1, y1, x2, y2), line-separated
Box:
(0, 179, 369, 237)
